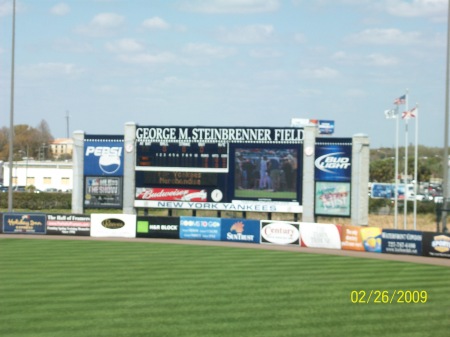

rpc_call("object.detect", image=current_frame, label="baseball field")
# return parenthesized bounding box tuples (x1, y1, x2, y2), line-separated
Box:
(0, 237, 449, 337)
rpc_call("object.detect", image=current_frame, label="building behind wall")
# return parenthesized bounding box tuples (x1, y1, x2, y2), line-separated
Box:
(50, 138, 73, 160)
(1, 160, 73, 192)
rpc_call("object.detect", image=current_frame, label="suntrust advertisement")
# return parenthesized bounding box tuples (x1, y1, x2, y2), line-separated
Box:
(221, 219, 260, 244)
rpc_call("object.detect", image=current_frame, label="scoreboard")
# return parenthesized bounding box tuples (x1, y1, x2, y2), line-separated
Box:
(134, 126, 305, 212)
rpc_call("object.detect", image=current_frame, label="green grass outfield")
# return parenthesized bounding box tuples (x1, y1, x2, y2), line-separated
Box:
(0, 238, 449, 337)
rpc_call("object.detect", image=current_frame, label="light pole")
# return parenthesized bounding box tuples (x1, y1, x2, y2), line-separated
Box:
(7, 0, 16, 212)
(443, 0, 450, 233)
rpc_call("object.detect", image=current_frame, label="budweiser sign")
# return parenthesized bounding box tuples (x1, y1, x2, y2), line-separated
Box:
(136, 188, 207, 202)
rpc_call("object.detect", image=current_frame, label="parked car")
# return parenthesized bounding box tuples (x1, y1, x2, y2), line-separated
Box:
(416, 194, 433, 201)
(12, 186, 27, 192)
(434, 196, 444, 203)
(45, 188, 59, 192)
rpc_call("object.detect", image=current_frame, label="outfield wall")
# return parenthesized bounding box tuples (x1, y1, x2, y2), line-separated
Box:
(1, 212, 449, 260)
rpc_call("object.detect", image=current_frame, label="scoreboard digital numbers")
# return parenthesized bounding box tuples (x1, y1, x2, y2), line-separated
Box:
(136, 142, 228, 171)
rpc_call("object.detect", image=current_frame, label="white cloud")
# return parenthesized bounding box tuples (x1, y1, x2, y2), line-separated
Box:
(385, 0, 447, 20)
(179, 0, 280, 13)
(331, 51, 348, 61)
(255, 69, 288, 81)
(76, 13, 125, 37)
(366, 53, 398, 66)
(249, 48, 281, 58)
(183, 43, 236, 58)
(50, 3, 70, 16)
(299, 67, 339, 79)
(118, 52, 178, 65)
(218, 24, 275, 44)
(106, 38, 145, 53)
(20, 62, 85, 79)
(298, 88, 322, 97)
(0, 1, 13, 17)
(142, 16, 170, 30)
(346, 28, 421, 45)
(344, 88, 367, 97)
(293, 33, 307, 43)
(53, 38, 94, 53)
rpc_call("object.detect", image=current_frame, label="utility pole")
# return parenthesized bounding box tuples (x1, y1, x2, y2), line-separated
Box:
(442, 0, 450, 233)
(66, 110, 70, 138)
(8, 0, 16, 212)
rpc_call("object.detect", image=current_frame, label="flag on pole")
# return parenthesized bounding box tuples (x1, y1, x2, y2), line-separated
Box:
(402, 106, 417, 119)
(384, 109, 397, 119)
(394, 95, 406, 105)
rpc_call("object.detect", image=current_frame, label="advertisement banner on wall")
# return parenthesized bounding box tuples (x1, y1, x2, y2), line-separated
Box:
(370, 183, 395, 199)
(136, 216, 180, 239)
(85, 176, 123, 209)
(2, 213, 46, 234)
(136, 187, 207, 202)
(382, 230, 422, 256)
(180, 216, 221, 241)
(340, 225, 365, 251)
(90, 214, 136, 238)
(340, 225, 382, 252)
(221, 218, 260, 244)
(315, 182, 351, 217)
(318, 120, 335, 135)
(300, 222, 341, 249)
(46, 214, 90, 236)
(341, 225, 366, 252)
(360, 227, 382, 253)
(422, 232, 450, 259)
(260, 220, 300, 245)
(314, 140, 352, 182)
(84, 137, 124, 176)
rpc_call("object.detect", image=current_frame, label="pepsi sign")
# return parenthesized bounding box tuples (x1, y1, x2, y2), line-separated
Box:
(84, 138, 124, 176)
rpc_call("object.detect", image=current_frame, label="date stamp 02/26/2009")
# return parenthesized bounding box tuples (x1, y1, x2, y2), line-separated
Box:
(350, 290, 428, 304)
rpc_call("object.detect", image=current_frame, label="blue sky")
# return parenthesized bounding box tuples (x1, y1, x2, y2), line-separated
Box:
(0, 0, 448, 148)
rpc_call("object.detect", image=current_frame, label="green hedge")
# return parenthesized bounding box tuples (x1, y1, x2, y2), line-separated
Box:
(369, 198, 438, 215)
(0, 192, 441, 215)
(0, 192, 71, 210)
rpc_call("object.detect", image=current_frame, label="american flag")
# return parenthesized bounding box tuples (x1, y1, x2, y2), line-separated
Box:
(402, 106, 417, 119)
(394, 95, 406, 105)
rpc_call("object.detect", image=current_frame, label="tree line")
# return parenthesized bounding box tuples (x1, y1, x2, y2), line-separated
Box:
(0, 120, 54, 161)
(369, 146, 444, 183)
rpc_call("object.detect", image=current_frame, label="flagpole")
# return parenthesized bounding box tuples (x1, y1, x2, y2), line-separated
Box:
(404, 90, 409, 230)
(395, 106, 399, 229)
(413, 104, 419, 230)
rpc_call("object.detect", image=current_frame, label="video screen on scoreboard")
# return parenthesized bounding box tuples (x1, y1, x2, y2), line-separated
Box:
(231, 145, 300, 202)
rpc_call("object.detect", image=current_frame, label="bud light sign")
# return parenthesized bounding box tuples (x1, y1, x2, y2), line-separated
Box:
(84, 138, 124, 176)
(315, 140, 352, 182)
